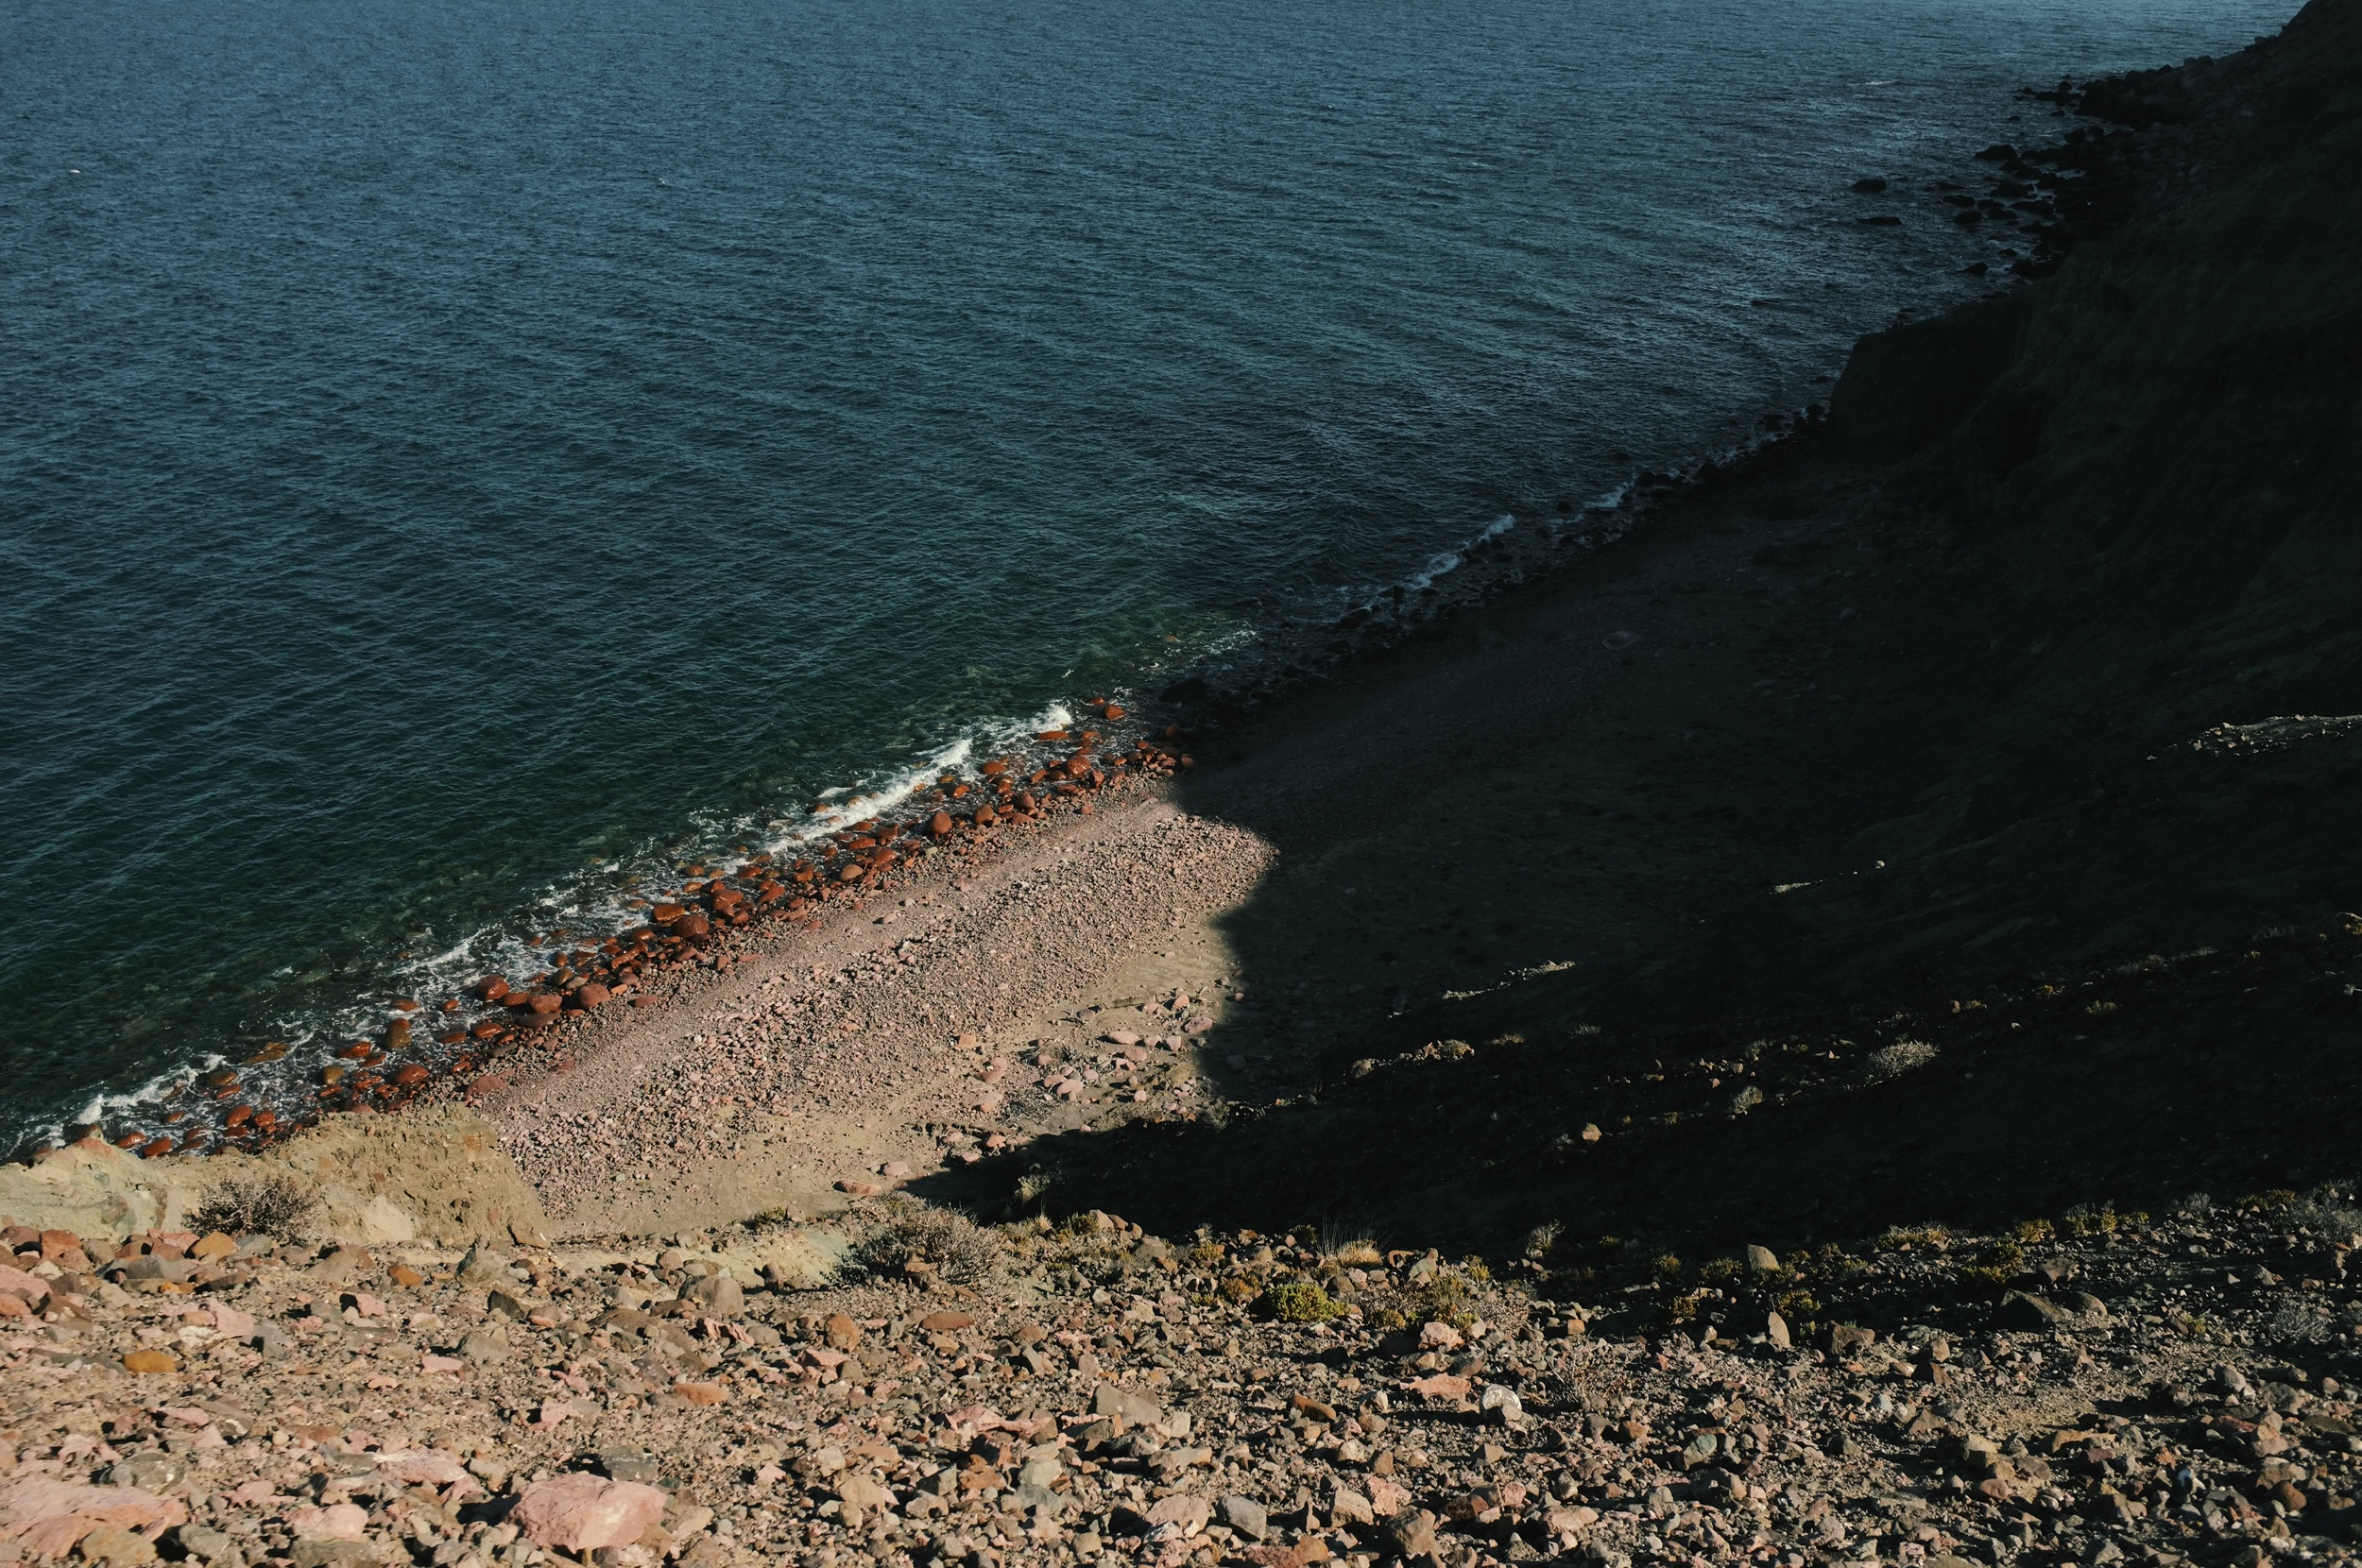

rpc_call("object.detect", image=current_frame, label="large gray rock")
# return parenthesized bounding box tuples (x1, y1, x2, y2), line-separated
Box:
(1218, 1496, 1267, 1541)
(1379, 1509, 1438, 1559)
(684, 1271, 744, 1317)
(1092, 1384, 1167, 1432)
(455, 1242, 511, 1285)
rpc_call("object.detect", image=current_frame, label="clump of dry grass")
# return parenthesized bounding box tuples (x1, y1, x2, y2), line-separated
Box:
(188, 1174, 316, 1240)
(1865, 1040, 1939, 1081)
(856, 1199, 1002, 1286)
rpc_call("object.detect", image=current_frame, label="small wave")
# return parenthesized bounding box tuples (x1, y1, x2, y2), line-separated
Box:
(1405, 513, 1515, 589)
(52, 692, 1125, 1153)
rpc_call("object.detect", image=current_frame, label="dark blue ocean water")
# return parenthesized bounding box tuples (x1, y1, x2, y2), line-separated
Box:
(0, 0, 2290, 1149)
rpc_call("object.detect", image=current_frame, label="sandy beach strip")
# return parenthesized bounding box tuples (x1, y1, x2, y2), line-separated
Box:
(478, 789, 1277, 1236)
(474, 435, 1893, 1238)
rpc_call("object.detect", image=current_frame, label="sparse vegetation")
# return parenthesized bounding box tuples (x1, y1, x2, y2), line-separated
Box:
(1864, 1040, 1938, 1080)
(187, 1174, 316, 1240)
(1958, 1238, 2025, 1287)
(854, 1199, 1001, 1286)
(1266, 1280, 1342, 1323)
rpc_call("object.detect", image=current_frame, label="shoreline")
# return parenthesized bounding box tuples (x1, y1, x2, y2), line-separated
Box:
(10, 11, 2362, 1568)
(6, 66, 2073, 1163)
(8, 5, 2309, 1226)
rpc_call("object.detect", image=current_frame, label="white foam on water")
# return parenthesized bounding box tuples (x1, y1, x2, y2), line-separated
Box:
(14, 1043, 240, 1150)
(1405, 513, 1515, 589)
(0, 688, 1138, 1154)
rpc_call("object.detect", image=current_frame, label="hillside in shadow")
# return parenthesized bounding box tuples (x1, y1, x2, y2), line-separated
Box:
(911, 0, 2362, 1263)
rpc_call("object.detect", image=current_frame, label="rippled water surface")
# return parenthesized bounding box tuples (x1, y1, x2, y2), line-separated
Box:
(0, 0, 2292, 1147)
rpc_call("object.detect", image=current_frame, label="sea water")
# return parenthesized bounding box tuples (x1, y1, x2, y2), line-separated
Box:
(0, 0, 2292, 1148)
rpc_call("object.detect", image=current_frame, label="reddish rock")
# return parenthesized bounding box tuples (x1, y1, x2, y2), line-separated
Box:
(710, 887, 745, 914)
(139, 1137, 173, 1159)
(0, 1264, 51, 1310)
(974, 806, 997, 827)
(337, 1041, 373, 1059)
(931, 810, 954, 839)
(570, 982, 610, 1010)
(836, 865, 864, 882)
(474, 976, 510, 1001)
(468, 1074, 510, 1099)
(1103, 704, 1126, 721)
(920, 1310, 974, 1332)
(0, 1477, 187, 1559)
(981, 759, 1008, 775)
(651, 902, 686, 924)
(224, 1105, 255, 1129)
(122, 1349, 178, 1374)
(510, 1473, 667, 1554)
(391, 1064, 431, 1087)
(525, 993, 561, 1015)
(470, 1021, 503, 1040)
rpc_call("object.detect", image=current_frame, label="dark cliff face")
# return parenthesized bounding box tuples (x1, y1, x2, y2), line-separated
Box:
(1798, 0, 2362, 985)
(925, 4, 2362, 1255)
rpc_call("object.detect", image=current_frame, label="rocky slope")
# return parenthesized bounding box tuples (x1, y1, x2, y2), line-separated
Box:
(9, 7, 2362, 1568)
(9, 1188, 2362, 1568)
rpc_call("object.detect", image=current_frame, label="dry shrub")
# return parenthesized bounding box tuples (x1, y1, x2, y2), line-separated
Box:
(188, 1174, 316, 1240)
(2269, 1295, 2340, 1345)
(857, 1200, 1001, 1286)
(1865, 1040, 1939, 1081)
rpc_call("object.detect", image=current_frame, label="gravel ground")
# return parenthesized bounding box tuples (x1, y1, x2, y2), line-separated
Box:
(9, 1190, 2362, 1568)
(471, 788, 1275, 1236)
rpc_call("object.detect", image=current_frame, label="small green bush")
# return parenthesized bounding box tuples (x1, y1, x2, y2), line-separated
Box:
(1959, 1238, 2025, 1287)
(1267, 1282, 1343, 1323)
